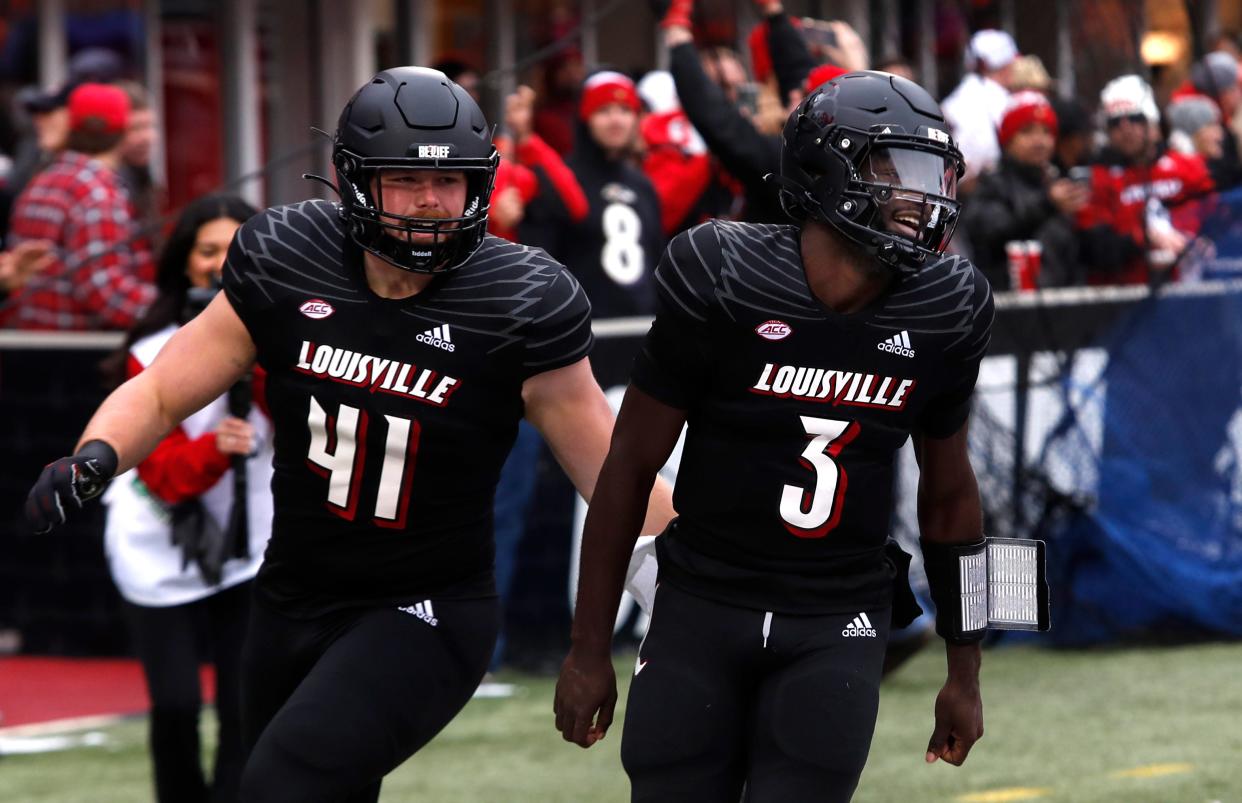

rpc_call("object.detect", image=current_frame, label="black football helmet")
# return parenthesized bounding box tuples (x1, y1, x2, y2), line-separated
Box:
(774, 70, 965, 272)
(332, 66, 498, 273)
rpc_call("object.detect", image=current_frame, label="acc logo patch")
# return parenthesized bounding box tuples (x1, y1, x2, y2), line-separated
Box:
(299, 299, 335, 319)
(755, 320, 792, 341)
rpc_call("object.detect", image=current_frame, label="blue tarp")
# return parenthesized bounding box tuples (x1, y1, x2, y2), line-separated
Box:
(1047, 289, 1242, 644)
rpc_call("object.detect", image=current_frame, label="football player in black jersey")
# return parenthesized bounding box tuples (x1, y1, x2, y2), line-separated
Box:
(556, 71, 994, 801)
(26, 66, 673, 802)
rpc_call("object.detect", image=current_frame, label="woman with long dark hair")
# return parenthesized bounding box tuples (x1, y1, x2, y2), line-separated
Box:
(101, 194, 268, 803)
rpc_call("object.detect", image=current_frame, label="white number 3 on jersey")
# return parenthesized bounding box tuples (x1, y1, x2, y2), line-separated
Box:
(779, 415, 860, 538)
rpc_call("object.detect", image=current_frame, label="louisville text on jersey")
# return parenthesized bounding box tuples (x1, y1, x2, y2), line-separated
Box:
(750, 362, 916, 410)
(295, 340, 461, 407)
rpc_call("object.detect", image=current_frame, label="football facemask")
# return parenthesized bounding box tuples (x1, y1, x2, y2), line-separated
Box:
(856, 147, 961, 260)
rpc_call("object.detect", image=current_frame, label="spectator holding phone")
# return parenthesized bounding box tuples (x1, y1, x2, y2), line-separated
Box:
(1076, 75, 1214, 285)
(963, 91, 1087, 288)
(654, 0, 786, 223)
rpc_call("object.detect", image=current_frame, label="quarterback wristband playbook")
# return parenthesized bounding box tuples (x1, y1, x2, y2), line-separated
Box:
(921, 537, 1050, 644)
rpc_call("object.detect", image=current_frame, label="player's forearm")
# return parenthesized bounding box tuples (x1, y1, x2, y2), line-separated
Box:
(945, 642, 982, 684)
(570, 456, 658, 652)
(915, 431, 983, 545)
(76, 372, 181, 473)
(917, 481, 982, 545)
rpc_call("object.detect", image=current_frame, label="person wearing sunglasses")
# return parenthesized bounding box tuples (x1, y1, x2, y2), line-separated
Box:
(1075, 74, 1215, 285)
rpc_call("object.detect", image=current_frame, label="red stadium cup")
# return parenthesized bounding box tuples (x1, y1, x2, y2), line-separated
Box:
(1006, 240, 1041, 291)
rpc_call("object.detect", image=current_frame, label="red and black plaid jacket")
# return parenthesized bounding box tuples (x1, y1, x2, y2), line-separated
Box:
(2, 151, 155, 330)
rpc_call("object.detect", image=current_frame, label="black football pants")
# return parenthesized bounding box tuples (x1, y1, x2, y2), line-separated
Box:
(621, 583, 891, 803)
(237, 593, 498, 803)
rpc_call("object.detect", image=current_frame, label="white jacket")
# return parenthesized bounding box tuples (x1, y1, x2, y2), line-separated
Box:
(102, 325, 273, 606)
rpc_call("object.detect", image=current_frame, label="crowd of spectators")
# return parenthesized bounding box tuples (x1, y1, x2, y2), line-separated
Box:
(5, 7, 1242, 334)
(2, 6, 1239, 792)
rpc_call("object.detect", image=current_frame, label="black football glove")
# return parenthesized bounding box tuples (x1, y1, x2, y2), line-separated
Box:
(26, 440, 119, 534)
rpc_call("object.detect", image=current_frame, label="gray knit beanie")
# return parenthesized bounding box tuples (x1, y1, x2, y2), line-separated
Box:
(1166, 96, 1221, 136)
(1191, 51, 1239, 96)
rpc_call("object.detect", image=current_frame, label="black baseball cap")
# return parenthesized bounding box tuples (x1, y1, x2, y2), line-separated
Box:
(20, 48, 126, 114)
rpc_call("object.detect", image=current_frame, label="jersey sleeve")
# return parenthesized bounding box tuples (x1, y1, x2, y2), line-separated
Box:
(221, 213, 275, 340)
(629, 222, 721, 409)
(916, 267, 994, 438)
(521, 265, 595, 378)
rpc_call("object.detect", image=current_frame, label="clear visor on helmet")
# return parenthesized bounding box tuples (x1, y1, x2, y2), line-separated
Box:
(860, 147, 961, 254)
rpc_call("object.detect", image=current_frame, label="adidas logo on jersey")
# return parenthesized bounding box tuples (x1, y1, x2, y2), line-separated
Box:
(876, 330, 915, 358)
(417, 325, 456, 353)
(842, 612, 877, 638)
(398, 600, 438, 627)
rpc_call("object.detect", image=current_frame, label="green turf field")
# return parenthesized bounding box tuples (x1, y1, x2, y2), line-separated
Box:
(2, 641, 1240, 802)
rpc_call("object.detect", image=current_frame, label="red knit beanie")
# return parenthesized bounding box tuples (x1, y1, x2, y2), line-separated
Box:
(997, 91, 1058, 148)
(580, 71, 640, 120)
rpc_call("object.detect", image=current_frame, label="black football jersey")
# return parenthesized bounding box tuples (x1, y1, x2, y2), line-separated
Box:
(632, 221, 993, 614)
(222, 200, 592, 615)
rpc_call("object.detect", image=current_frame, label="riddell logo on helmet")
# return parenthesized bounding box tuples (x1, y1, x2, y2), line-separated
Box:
(755, 320, 792, 341)
(299, 299, 335, 319)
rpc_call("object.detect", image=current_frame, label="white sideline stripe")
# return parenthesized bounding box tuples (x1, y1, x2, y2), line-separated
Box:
(0, 331, 124, 349)
(0, 713, 128, 738)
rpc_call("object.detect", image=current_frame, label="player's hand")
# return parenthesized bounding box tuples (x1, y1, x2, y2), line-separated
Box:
(25, 440, 119, 534)
(553, 645, 617, 748)
(215, 416, 257, 456)
(925, 674, 984, 766)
